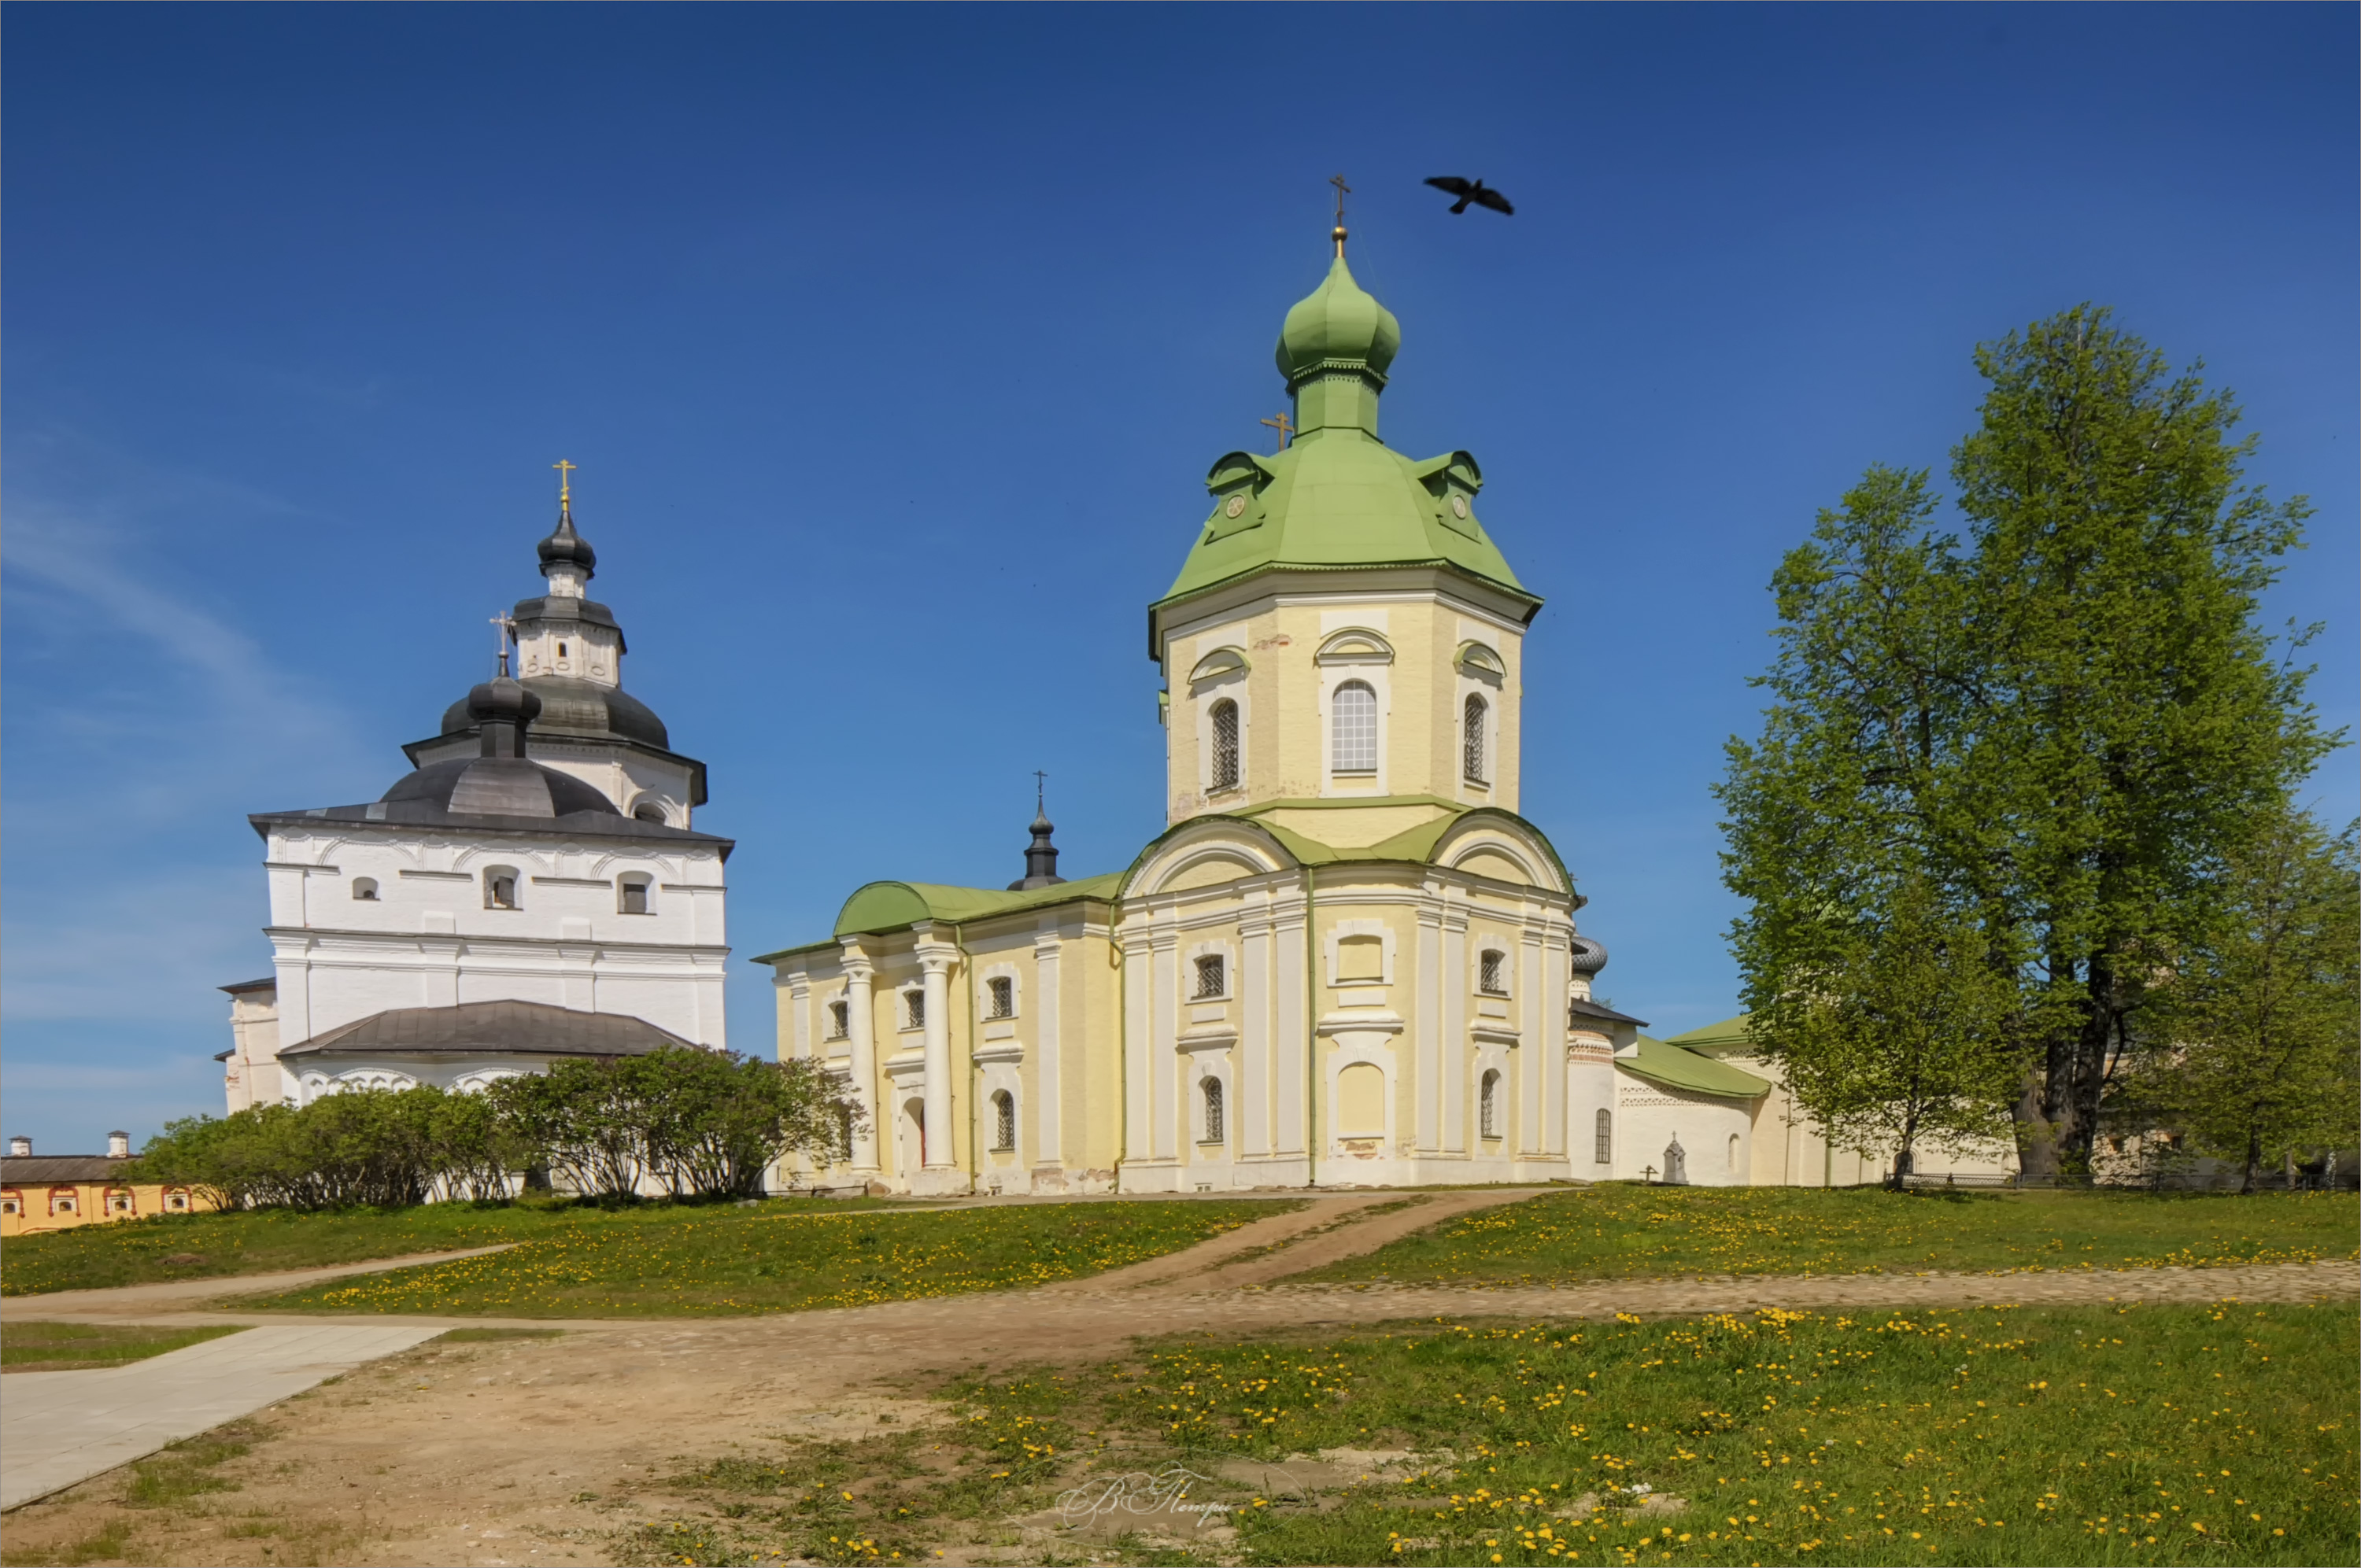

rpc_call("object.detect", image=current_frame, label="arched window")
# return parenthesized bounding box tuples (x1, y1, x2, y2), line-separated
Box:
(1594, 1109, 1613, 1166)
(1331, 681, 1377, 774)
(1194, 954, 1227, 999)
(634, 805, 668, 825)
(1462, 694, 1489, 784)
(1480, 1070, 1502, 1141)
(1202, 1078, 1225, 1142)
(1478, 949, 1508, 995)
(986, 976, 1015, 1020)
(991, 1090, 1017, 1152)
(1728, 1133, 1743, 1176)
(618, 874, 652, 915)
(352, 877, 379, 902)
(1209, 699, 1241, 791)
(483, 867, 520, 909)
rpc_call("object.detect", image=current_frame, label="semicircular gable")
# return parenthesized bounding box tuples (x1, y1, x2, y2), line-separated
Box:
(1121, 817, 1295, 899)
(1428, 810, 1573, 897)
(833, 881, 933, 937)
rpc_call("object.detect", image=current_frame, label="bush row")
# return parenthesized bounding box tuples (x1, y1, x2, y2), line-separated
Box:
(131, 1047, 857, 1209)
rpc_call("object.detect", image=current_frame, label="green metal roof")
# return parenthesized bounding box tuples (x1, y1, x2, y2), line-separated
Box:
(1620, 1035, 1772, 1100)
(1664, 1013, 1755, 1052)
(828, 872, 1125, 941)
(1150, 252, 1536, 643)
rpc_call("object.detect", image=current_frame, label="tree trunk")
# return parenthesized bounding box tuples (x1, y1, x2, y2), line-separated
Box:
(2241, 1127, 2260, 1195)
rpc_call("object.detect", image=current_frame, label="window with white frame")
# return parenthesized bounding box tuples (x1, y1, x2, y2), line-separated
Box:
(352, 876, 379, 902)
(618, 873, 652, 914)
(1193, 954, 1227, 1000)
(1331, 681, 1377, 773)
(986, 976, 1015, 1020)
(1594, 1108, 1613, 1165)
(991, 1090, 1017, 1152)
(1479, 1070, 1502, 1140)
(483, 866, 520, 909)
(903, 989, 926, 1031)
(826, 998, 851, 1039)
(1463, 694, 1489, 783)
(1202, 1077, 1225, 1142)
(1209, 698, 1241, 791)
(1478, 948, 1508, 995)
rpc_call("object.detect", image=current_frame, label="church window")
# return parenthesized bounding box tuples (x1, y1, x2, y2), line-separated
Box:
(1463, 695, 1489, 784)
(1209, 699, 1240, 791)
(1594, 1109, 1613, 1165)
(1728, 1133, 1742, 1175)
(1331, 681, 1377, 773)
(108, 1189, 135, 1215)
(167, 1188, 190, 1212)
(986, 976, 1015, 1019)
(904, 990, 926, 1031)
(1478, 948, 1508, 995)
(352, 877, 379, 901)
(0, 1193, 18, 1216)
(634, 805, 667, 825)
(50, 1188, 78, 1216)
(991, 1090, 1016, 1152)
(1480, 1071, 1502, 1141)
(618, 874, 652, 914)
(557, 641, 568, 659)
(484, 868, 520, 909)
(826, 998, 851, 1039)
(1201, 1078, 1225, 1142)
(1193, 954, 1226, 1000)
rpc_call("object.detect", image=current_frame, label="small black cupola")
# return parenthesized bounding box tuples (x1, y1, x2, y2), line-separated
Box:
(469, 657, 542, 759)
(537, 466, 597, 584)
(1007, 777, 1066, 891)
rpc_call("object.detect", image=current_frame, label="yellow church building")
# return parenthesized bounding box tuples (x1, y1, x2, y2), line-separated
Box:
(759, 230, 1809, 1195)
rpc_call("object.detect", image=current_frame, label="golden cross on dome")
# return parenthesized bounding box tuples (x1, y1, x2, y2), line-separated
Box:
(1260, 410, 1294, 452)
(552, 459, 576, 503)
(1328, 172, 1351, 256)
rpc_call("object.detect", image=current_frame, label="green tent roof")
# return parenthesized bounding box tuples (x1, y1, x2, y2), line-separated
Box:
(1620, 1035, 1771, 1100)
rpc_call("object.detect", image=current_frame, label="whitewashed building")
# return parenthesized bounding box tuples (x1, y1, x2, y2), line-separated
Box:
(220, 490, 733, 1110)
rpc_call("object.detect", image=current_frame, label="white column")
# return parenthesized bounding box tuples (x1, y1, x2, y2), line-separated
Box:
(1150, 926, 1180, 1162)
(841, 943, 881, 1176)
(1439, 909, 1469, 1153)
(1121, 924, 1154, 1180)
(1414, 894, 1443, 1155)
(918, 943, 956, 1170)
(1273, 883, 1308, 1160)
(1033, 922, 1062, 1166)
(1519, 926, 1546, 1157)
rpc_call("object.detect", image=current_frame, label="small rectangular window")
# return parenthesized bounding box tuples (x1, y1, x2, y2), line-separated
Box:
(826, 999, 850, 1040)
(905, 991, 926, 1031)
(619, 878, 649, 914)
(1594, 1109, 1613, 1166)
(1193, 954, 1226, 1000)
(987, 976, 1015, 1020)
(486, 872, 519, 910)
(1478, 950, 1506, 995)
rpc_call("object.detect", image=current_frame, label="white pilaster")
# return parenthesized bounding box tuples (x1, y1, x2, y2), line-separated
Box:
(841, 943, 881, 1175)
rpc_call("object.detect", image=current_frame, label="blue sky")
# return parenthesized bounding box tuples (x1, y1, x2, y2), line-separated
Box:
(5, 4, 2353, 1152)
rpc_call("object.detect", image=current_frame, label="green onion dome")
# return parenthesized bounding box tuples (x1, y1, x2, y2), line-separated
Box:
(1276, 256, 1400, 388)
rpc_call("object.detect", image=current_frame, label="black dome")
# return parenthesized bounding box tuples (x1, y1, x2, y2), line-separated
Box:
(440, 675, 671, 751)
(381, 755, 619, 820)
(538, 503, 597, 577)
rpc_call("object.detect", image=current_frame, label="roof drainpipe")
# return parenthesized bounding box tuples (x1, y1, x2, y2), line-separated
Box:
(1305, 864, 1319, 1191)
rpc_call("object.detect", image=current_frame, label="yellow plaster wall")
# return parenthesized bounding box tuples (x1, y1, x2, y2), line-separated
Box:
(1, 1182, 214, 1237)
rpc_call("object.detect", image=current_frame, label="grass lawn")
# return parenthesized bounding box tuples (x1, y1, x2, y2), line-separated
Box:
(1296, 1186, 2359, 1286)
(628, 1299, 2357, 1566)
(1, 1322, 246, 1373)
(231, 1199, 1297, 1316)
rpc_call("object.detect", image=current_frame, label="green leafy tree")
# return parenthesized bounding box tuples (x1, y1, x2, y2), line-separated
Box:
(2121, 811, 2361, 1190)
(1720, 306, 2333, 1175)
(1750, 875, 2020, 1182)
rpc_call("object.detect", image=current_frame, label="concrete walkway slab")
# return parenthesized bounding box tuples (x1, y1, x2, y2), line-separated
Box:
(0, 1323, 443, 1510)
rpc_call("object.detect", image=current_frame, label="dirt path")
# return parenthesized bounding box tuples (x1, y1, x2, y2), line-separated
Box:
(3, 1193, 2352, 1568)
(0, 1246, 519, 1321)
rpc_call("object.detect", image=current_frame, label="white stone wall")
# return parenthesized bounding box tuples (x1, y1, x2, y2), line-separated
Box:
(1611, 1069, 1755, 1186)
(257, 822, 728, 1076)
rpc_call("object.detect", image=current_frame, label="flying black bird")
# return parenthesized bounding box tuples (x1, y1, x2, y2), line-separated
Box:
(1424, 176, 1514, 216)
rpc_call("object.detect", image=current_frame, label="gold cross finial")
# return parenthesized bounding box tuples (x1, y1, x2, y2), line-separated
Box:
(552, 459, 575, 504)
(1260, 410, 1294, 452)
(1328, 172, 1350, 256)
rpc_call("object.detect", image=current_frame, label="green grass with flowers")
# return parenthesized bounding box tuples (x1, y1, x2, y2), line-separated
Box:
(0, 1194, 909, 1297)
(620, 1298, 2357, 1566)
(231, 1199, 1295, 1316)
(1296, 1185, 2359, 1286)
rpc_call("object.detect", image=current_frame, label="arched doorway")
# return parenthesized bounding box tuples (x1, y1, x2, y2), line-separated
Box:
(898, 1097, 927, 1176)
